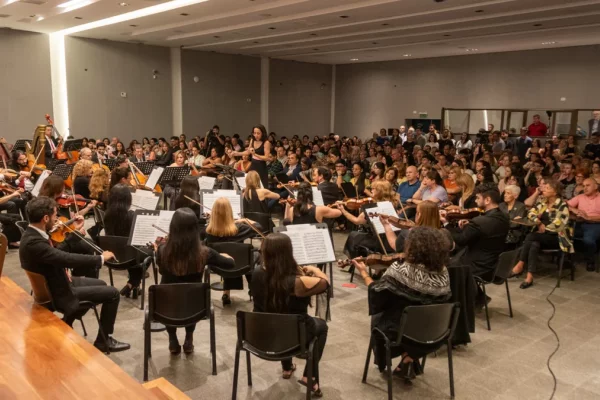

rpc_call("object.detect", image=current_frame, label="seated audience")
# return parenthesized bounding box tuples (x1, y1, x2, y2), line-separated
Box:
(568, 178, 600, 271)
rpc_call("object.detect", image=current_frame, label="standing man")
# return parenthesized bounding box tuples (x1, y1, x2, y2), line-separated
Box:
(44, 125, 59, 159)
(584, 133, 600, 160)
(528, 114, 548, 137)
(588, 110, 600, 137)
(515, 128, 533, 162)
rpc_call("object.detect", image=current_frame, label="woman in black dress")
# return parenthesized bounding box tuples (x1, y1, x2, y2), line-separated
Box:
(284, 182, 341, 225)
(155, 207, 235, 354)
(251, 233, 329, 397)
(242, 170, 280, 214)
(229, 124, 271, 188)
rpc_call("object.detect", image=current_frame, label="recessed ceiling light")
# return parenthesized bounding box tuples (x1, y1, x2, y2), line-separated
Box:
(381, 23, 389, 26)
(372, 42, 378, 45)
(129, 24, 137, 27)
(533, 23, 543, 27)
(74, 16, 83, 19)
(253, 41, 259, 43)
(118, 2, 128, 6)
(339, 15, 349, 18)
(310, 33, 317, 36)
(403, 54, 411, 57)
(259, 13, 271, 17)
(180, 13, 189, 16)
(466, 48, 479, 52)
(268, 27, 276, 30)
(313, 48, 319, 51)
(443, 34, 451, 37)
(542, 41, 557, 45)
(213, 35, 220, 38)
(350, 58, 359, 61)
(475, 9, 484, 13)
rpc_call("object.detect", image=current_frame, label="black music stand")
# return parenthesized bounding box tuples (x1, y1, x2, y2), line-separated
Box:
(46, 158, 65, 171)
(104, 158, 117, 171)
(13, 139, 31, 152)
(341, 182, 358, 199)
(215, 163, 242, 190)
(52, 163, 74, 182)
(158, 166, 190, 209)
(134, 161, 155, 176)
(63, 139, 84, 153)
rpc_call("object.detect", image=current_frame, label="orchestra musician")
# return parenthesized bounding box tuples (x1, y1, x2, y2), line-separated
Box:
(242, 170, 280, 214)
(43, 125, 59, 159)
(171, 176, 203, 220)
(72, 160, 93, 200)
(284, 182, 341, 225)
(19, 196, 130, 353)
(129, 145, 146, 163)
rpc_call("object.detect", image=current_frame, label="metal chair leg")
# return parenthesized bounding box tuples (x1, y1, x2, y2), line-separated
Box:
(143, 318, 150, 381)
(210, 310, 217, 375)
(447, 339, 455, 398)
(232, 346, 240, 400)
(421, 354, 427, 371)
(362, 335, 373, 383)
(140, 267, 146, 311)
(481, 283, 491, 331)
(386, 343, 393, 400)
(505, 280, 514, 318)
(79, 318, 87, 336)
(108, 268, 114, 287)
(246, 351, 252, 386)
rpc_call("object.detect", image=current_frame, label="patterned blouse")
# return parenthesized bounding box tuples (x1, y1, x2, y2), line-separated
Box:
(527, 198, 573, 253)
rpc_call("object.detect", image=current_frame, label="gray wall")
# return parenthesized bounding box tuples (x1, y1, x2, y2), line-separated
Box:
(269, 59, 332, 137)
(335, 45, 600, 138)
(66, 37, 172, 144)
(181, 51, 260, 138)
(0, 29, 53, 143)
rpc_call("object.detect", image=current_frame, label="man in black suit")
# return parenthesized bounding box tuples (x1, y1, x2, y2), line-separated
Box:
(128, 144, 146, 163)
(19, 197, 130, 353)
(589, 110, 600, 137)
(314, 166, 341, 206)
(448, 185, 509, 306)
(43, 125, 59, 159)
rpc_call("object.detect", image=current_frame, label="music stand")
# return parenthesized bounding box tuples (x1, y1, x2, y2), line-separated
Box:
(134, 161, 155, 176)
(52, 163, 74, 182)
(63, 139, 84, 153)
(104, 158, 117, 171)
(340, 182, 357, 199)
(199, 189, 244, 218)
(275, 172, 290, 184)
(46, 158, 65, 171)
(13, 139, 31, 152)
(158, 166, 190, 209)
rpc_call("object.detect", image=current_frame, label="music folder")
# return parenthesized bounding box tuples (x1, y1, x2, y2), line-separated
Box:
(273, 223, 335, 266)
(128, 210, 175, 247)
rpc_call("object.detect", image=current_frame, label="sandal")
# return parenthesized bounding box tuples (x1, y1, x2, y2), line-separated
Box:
(282, 364, 296, 379)
(297, 379, 323, 398)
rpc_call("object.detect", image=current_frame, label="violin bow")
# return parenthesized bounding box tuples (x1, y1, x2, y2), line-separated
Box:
(71, 193, 80, 215)
(183, 195, 212, 213)
(56, 220, 116, 260)
(398, 200, 408, 220)
(241, 219, 266, 239)
(151, 224, 169, 236)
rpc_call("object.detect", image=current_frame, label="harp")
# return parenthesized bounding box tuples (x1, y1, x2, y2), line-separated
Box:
(29, 125, 47, 166)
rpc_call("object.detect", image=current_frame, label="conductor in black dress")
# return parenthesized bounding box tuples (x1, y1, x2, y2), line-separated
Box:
(228, 124, 271, 188)
(19, 197, 130, 353)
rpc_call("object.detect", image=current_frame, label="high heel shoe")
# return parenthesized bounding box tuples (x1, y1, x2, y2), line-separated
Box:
(520, 280, 534, 289)
(508, 270, 523, 279)
(222, 294, 231, 305)
(131, 287, 140, 300)
(169, 337, 181, 355)
(120, 285, 132, 298)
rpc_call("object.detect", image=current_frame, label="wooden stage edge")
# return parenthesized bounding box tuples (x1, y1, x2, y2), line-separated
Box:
(0, 276, 186, 400)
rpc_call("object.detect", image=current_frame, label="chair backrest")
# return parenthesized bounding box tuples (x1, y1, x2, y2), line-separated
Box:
(236, 311, 306, 357)
(494, 250, 520, 281)
(207, 242, 254, 275)
(0, 233, 6, 277)
(25, 270, 54, 309)
(148, 283, 210, 327)
(93, 207, 105, 228)
(244, 212, 273, 234)
(15, 221, 29, 235)
(397, 303, 460, 346)
(98, 235, 138, 265)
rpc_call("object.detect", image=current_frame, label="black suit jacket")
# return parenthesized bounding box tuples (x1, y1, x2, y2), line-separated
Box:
(44, 136, 58, 159)
(318, 181, 342, 206)
(449, 208, 509, 278)
(129, 155, 146, 163)
(19, 227, 102, 316)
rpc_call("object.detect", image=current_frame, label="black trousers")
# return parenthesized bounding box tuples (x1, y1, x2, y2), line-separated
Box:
(166, 325, 196, 337)
(68, 277, 120, 340)
(281, 317, 328, 384)
(519, 232, 560, 273)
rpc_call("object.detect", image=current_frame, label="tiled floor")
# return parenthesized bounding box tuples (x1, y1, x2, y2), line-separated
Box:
(5, 230, 600, 400)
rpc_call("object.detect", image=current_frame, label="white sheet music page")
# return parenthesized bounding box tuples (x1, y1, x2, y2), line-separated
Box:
(236, 174, 264, 190)
(31, 170, 51, 197)
(281, 225, 335, 265)
(203, 190, 241, 218)
(145, 167, 164, 190)
(130, 215, 159, 246)
(367, 201, 401, 234)
(131, 190, 160, 210)
(291, 187, 324, 206)
(197, 176, 216, 191)
(155, 210, 175, 236)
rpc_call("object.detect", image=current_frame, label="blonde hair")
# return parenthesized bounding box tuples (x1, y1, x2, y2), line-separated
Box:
(72, 159, 93, 179)
(89, 168, 109, 198)
(244, 170, 261, 192)
(416, 200, 441, 228)
(371, 180, 398, 207)
(456, 173, 475, 201)
(449, 166, 463, 179)
(206, 197, 238, 237)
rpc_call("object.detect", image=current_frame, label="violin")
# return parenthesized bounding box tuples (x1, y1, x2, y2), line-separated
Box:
(441, 208, 483, 222)
(279, 197, 297, 206)
(56, 194, 90, 209)
(329, 197, 376, 211)
(277, 181, 301, 189)
(337, 252, 405, 269)
(49, 215, 79, 243)
(367, 212, 416, 230)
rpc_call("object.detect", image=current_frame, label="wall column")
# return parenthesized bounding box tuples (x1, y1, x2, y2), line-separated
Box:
(49, 34, 69, 137)
(171, 47, 183, 137)
(330, 64, 336, 133)
(260, 56, 269, 129)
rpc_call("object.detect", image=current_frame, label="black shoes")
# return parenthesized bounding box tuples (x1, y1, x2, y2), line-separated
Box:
(131, 287, 140, 300)
(183, 337, 194, 354)
(120, 285, 140, 299)
(520, 281, 534, 289)
(94, 336, 131, 353)
(169, 337, 181, 355)
(222, 294, 231, 305)
(120, 285, 132, 298)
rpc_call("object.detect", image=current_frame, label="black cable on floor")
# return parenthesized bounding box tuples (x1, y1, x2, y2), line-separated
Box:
(545, 283, 560, 400)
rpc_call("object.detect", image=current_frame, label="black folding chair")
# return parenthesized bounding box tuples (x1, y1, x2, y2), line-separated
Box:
(143, 283, 216, 381)
(25, 270, 110, 353)
(362, 303, 461, 400)
(243, 212, 273, 244)
(232, 311, 318, 400)
(15, 221, 29, 235)
(205, 242, 258, 300)
(98, 236, 152, 309)
(474, 251, 517, 331)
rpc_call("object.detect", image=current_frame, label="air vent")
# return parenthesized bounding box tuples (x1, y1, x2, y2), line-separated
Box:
(20, 0, 47, 4)
(0, 14, 10, 18)
(17, 18, 32, 23)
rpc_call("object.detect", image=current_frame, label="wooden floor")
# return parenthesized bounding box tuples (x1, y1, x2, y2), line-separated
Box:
(0, 276, 185, 400)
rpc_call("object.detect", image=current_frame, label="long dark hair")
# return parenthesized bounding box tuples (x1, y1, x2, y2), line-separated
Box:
(261, 233, 302, 313)
(173, 176, 201, 216)
(158, 208, 207, 276)
(39, 175, 65, 199)
(104, 184, 132, 236)
(110, 167, 129, 190)
(252, 124, 267, 142)
(352, 161, 367, 195)
(293, 182, 314, 217)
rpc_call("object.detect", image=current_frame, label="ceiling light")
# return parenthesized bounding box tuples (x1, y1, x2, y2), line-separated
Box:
(129, 24, 137, 27)
(36, 16, 44, 21)
(466, 48, 478, 52)
(180, 13, 189, 16)
(533, 23, 543, 27)
(259, 13, 271, 17)
(57, 0, 87, 8)
(475, 9, 484, 13)
(350, 58, 359, 61)
(313, 48, 319, 51)
(310, 33, 317, 36)
(74, 16, 82, 19)
(372, 42, 378, 45)
(268, 27, 276, 30)
(443, 34, 451, 37)
(542, 41, 557, 45)
(118, 2, 128, 6)
(58, 0, 92, 13)
(213, 35, 220, 38)
(253, 41, 259, 43)
(403, 54, 411, 57)
(57, 0, 210, 35)
(339, 15, 349, 18)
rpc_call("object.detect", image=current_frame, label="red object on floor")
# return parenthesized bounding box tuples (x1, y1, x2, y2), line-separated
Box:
(342, 283, 358, 288)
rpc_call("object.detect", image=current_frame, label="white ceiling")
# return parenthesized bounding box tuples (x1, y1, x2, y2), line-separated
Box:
(2, 0, 600, 64)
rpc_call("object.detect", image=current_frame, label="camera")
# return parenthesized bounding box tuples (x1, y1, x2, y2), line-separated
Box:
(476, 128, 490, 145)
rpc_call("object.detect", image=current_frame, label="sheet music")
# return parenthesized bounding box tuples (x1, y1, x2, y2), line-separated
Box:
(197, 176, 216, 191)
(236, 174, 263, 190)
(145, 167, 164, 190)
(281, 225, 335, 265)
(31, 170, 51, 197)
(367, 201, 401, 234)
(129, 215, 160, 246)
(155, 210, 174, 235)
(131, 190, 160, 210)
(292, 187, 324, 206)
(202, 190, 241, 218)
